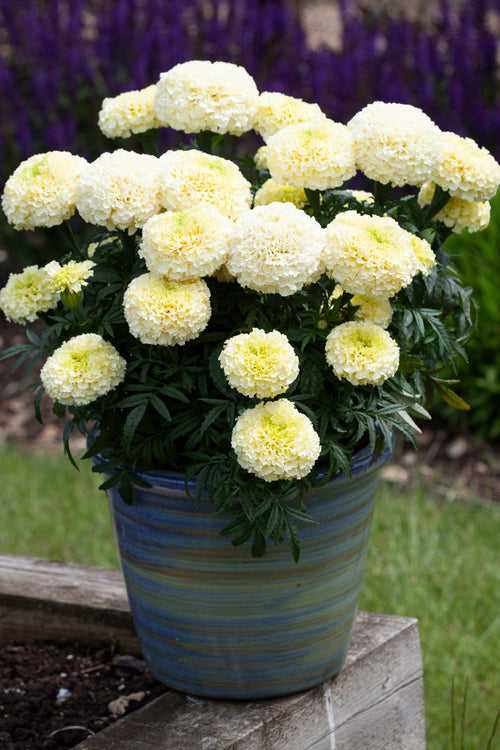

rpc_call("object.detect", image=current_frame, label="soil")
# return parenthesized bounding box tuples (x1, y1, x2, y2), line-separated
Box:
(0, 641, 166, 750)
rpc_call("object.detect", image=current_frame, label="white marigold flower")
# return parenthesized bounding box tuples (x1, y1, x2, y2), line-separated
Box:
(341, 190, 374, 206)
(2, 152, 88, 230)
(254, 146, 269, 171)
(154, 60, 259, 136)
(432, 132, 500, 202)
(0, 265, 59, 324)
(266, 119, 356, 190)
(40, 333, 126, 407)
(324, 211, 424, 297)
(351, 295, 393, 329)
(347, 102, 440, 187)
(98, 85, 160, 139)
(325, 321, 399, 386)
(87, 235, 117, 258)
(331, 284, 344, 300)
(44, 260, 95, 294)
(418, 181, 491, 234)
(231, 399, 321, 482)
(159, 150, 251, 220)
(123, 273, 211, 346)
(227, 203, 325, 296)
(76, 150, 162, 233)
(254, 178, 306, 209)
(408, 234, 436, 276)
(253, 91, 327, 142)
(219, 328, 299, 398)
(140, 206, 233, 279)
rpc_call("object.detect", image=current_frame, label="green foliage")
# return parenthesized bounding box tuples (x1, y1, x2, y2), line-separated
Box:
(443, 193, 500, 438)
(0, 140, 476, 558)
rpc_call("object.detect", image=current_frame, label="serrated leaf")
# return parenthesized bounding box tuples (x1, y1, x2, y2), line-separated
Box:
(83, 430, 113, 460)
(435, 383, 471, 411)
(123, 403, 147, 451)
(397, 409, 422, 435)
(149, 394, 171, 421)
(251, 531, 267, 558)
(34, 385, 44, 424)
(0, 344, 33, 362)
(160, 385, 190, 403)
(63, 420, 80, 470)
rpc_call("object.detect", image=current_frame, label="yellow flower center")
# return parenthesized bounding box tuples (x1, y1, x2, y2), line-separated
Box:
(68, 351, 89, 370)
(260, 414, 297, 450)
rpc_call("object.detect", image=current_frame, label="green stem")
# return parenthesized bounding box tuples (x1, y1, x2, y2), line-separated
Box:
(425, 185, 450, 223)
(193, 131, 224, 155)
(305, 189, 322, 219)
(372, 181, 393, 207)
(58, 221, 80, 255)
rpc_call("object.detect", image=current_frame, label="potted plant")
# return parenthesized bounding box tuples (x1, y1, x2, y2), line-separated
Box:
(1, 60, 498, 700)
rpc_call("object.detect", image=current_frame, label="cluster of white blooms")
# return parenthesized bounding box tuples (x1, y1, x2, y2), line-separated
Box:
(140, 206, 233, 279)
(40, 333, 126, 406)
(432, 132, 500, 202)
(98, 85, 160, 139)
(325, 321, 399, 386)
(323, 211, 434, 297)
(418, 182, 491, 234)
(3, 57, 500, 490)
(44, 260, 95, 294)
(341, 190, 374, 206)
(227, 203, 324, 296)
(348, 102, 440, 187)
(253, 178, 306, 208)
(219, 328, 299, 398)
(351, 295, 393, 329)
(2, 152, 88, 230)
(159, 150, 251, 220)
(76, 150, 162, 233)
(231, 399, 321, 482)
(154, 60, 259, 135)
(253, 91, 327, 142)
(266, 120, 356, 190)
(87, 235, 117, 258)
(123, 273, 211, 346)
(0, 265, 59, 324)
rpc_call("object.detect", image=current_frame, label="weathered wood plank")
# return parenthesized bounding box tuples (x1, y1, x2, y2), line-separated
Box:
(0, 555, 139, 653)
(76, 615, 425, 750)
(0, 556, 426, 749)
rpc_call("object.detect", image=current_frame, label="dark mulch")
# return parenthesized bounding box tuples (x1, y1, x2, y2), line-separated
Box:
(0, 641, 166, 750)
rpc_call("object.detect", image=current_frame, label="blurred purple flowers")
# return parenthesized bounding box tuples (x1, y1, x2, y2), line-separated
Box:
(0, 0, 498, 181)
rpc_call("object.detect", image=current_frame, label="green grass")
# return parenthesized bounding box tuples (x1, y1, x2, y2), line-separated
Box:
(0, 444, 499, 749)
(0, 444, 118, 568)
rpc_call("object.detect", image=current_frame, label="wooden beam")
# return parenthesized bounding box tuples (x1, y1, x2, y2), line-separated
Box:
(0, 555, 426, 749)
(0, 554, 139, 653)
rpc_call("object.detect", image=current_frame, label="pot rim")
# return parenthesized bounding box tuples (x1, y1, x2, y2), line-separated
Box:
(95, 436, 392, 495)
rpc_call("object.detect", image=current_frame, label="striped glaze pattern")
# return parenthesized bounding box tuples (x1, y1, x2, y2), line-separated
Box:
(108, 445, 390, 700)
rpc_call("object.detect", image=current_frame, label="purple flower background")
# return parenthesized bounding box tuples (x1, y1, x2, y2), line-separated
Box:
(0, 0, 498, 179)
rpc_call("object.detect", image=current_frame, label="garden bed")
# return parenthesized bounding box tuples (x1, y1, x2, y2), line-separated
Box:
(0, 640, 165, 750)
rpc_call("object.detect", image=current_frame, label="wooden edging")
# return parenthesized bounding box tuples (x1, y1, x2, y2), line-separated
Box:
(0, 555, 426, 749)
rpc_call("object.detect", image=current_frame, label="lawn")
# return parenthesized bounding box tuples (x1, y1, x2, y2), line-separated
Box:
(0, 444, 498, 749)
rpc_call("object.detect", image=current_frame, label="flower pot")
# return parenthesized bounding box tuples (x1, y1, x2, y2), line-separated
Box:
(107, 444, 390, 699)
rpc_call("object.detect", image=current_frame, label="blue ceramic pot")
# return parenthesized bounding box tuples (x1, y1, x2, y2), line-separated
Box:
(108, 444, 390, 699)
